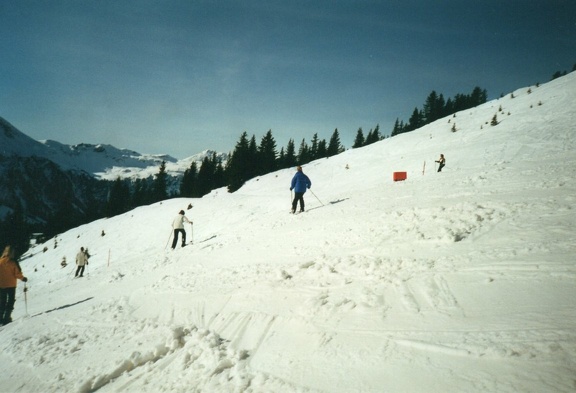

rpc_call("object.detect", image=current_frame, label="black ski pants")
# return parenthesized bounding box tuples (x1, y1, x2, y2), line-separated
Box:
(75, 265, 85, 277)
(172, 228, 186, 249)
(0, 287, 16, 324)
(292, 192, 305, 212)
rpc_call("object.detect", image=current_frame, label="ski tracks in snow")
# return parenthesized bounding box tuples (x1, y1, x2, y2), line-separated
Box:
(1, 295, 312, 393)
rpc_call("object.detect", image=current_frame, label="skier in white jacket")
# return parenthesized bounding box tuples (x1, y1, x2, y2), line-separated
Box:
(75, 247, 88, 277)
(171, 210, 192, 249)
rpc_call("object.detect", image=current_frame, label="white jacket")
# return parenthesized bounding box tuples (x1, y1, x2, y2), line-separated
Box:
(172, 214, 191, 229)
(76, 251, 88, 266)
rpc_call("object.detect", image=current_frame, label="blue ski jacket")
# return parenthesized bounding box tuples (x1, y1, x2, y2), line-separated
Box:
(290, 171, 311, 193)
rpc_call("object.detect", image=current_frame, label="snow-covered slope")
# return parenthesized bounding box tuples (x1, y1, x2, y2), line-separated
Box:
(2, 73, 575, 392)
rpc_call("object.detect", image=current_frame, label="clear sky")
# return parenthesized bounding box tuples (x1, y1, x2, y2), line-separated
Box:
(2, 1, 575, 159)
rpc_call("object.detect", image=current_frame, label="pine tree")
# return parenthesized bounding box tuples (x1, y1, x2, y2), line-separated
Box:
(374, 124, 382, 141)
(197, 156, 216, 196)
(297, 138, 311, 164)
(444, 98, 454, 116)
(132, 178, 152, 206)
(317, 139, 327, 158)
(437, 93, 446, 118)
(180, 161, 198, 197)
(391, 118, 404, 137)
(282, 138, 297, 169)
(352, 127, 365, 148)
(470, 87, 488, 106)
(309, 133, 320, 160)
(247, 135, 259, 179)
(364, 124, 381, 145)
(407, 108, 424, 131)
(491, 114, 499, 126)
(214, 157, 226, 189)
(258, 130, 277, 175)
(106, 177, 131, 217)
(226, 132, 251, 192)
(277, 147, 285, 168)
(153, 161, 168, 202)
(423, 90, 441, 124)
(327, 128, 345, 157)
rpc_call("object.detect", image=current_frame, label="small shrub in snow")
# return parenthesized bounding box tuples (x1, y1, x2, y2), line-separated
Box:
(491, 114, 499, 126)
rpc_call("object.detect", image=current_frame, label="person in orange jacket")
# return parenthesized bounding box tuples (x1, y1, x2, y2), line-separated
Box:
(0, 245, 27, 325)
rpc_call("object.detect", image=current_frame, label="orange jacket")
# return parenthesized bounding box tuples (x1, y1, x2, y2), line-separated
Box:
(0, 256, 25, 288)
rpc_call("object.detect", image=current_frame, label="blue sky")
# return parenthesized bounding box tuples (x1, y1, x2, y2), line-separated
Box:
(2, 1, 575, 159)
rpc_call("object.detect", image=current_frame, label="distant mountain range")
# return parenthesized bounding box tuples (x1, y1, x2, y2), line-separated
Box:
(0, 116, 225, 178)
(0, 116, 226, 226)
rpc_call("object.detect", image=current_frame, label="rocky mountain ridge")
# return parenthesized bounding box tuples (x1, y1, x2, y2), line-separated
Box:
(0, 116, 225, 225)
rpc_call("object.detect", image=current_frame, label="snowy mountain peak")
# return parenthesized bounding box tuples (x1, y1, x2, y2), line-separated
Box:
(0, 116, 226, 179)
(0, 116, 49, 157)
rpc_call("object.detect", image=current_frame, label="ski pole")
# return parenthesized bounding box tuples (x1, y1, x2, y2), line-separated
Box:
(190, 222, 194, 244)
(165, 228, 173, 249)
(309, 189, 324, 206)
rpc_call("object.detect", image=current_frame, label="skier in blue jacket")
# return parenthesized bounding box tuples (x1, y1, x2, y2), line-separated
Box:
(290, 166, 312, 213)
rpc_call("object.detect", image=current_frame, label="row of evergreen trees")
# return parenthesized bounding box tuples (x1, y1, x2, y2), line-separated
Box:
(186, 129, 346, 194)
(552, 63, 576, 80)
(352, 124, 386, 148)
(105, 128, 347, 215)
(106, 86, 491, 215)
(106, 161, 171, 217)
(180, 153, 226, 197)
(391, 87, 488, 136)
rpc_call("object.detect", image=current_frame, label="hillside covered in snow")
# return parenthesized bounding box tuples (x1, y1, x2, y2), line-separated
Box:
(1, 73, 575, 392)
